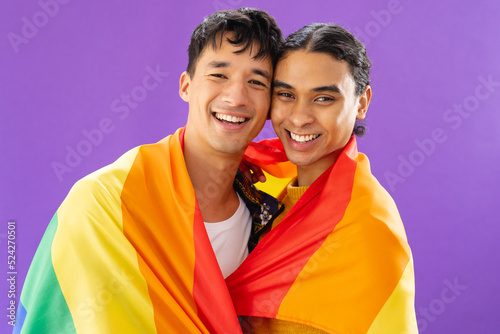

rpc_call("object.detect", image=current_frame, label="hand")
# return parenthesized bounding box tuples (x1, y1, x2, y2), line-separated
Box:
(239, 160, 267, 184)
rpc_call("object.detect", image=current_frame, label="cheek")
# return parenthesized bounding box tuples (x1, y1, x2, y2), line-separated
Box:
(326, 108, 354, 130)
(191, 83, 209, 104)
(270, 110, 288, 140)
(202, 81, 223, 97)
(250, 92, 270, 115)
(270, 98, 286, 121)
(270, 109, 284, 130)
(259, 92, 272, 109)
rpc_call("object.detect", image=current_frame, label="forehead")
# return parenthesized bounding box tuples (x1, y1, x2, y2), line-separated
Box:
(195, 33, 272, 72)
(275, 51, 355, 93)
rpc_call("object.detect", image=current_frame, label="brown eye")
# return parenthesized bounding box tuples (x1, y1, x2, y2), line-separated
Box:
(249, 80, 266, 87)
(277, 92, 294, 98)
(210, 74, 226, 79)
(316, 96, 334, 102)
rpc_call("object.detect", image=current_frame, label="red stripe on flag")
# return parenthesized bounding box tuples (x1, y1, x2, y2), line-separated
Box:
(227, 138, 358, 318)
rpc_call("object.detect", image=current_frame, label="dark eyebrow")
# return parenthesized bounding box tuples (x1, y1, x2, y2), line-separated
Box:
(207, 61, 269, 80)
(207, 61, 230, 69)
(273, 80, 293, 89)
(312, 85, 342, 94)
(252, 69, 270, 80)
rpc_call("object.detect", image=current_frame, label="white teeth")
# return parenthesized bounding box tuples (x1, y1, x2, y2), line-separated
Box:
(290, 132, 319, 143)
(215, 113, 246, 123)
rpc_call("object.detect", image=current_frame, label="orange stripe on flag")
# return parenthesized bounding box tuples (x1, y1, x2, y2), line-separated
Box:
(122, 131, 204, 333)
(122, 129, 241, 333)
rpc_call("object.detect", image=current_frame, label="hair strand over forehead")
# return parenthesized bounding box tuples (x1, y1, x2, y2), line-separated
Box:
(281, 23, 371, 97)
(187, 8, 283, 76)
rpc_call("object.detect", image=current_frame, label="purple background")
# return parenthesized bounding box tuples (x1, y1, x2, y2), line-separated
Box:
(2, 0, 499, 333)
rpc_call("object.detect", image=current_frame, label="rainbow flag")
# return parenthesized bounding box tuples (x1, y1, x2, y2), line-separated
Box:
(227, 137, 418, 333)
(16, 129, 416, 333)
(15, 128, 242, 333)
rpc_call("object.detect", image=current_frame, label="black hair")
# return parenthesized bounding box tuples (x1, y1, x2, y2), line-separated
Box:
(281, 23, 372, 136)
(187, 8, 283, 77)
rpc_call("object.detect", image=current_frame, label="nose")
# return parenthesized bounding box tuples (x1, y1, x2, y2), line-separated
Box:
(288, 100, 314, 127)
(221, 80, 249, 107)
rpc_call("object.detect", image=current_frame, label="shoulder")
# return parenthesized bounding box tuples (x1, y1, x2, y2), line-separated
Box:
(353, 153, 405, 231)
(67, 133, 177, 199)
(328, 152, 411, 261)
(67, 145, 141, 202)
(60, 132, 179, 214)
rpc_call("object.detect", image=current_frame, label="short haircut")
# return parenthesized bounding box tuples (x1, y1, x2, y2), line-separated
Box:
(280, 23, 372, 136)
(187, 8, 283, 76)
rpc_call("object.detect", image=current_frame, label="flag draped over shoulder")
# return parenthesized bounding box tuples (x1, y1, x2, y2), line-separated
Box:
(227, 137, 418, 333)
(15, 128, 242, 334)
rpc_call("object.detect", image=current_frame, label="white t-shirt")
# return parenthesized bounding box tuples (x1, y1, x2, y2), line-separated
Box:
(204, 194, 251, 278)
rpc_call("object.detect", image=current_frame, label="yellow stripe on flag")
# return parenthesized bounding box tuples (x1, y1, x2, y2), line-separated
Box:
(255, 171, 292, 198)
(53, 147, 157, 333)
(367, 255, 418, 334)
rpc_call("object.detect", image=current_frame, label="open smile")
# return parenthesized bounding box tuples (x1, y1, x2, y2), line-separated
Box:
(213, 112, 249, 125)
(288, 130, 320, 144)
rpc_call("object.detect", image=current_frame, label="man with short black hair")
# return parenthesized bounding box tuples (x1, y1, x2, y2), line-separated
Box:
(15, 8, 283, 333)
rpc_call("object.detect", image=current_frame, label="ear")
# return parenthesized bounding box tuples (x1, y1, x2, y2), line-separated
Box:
(356, 85, 372, 120)
(179, 71, 190, 102)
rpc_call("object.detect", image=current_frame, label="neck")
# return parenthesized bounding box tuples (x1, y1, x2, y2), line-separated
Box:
(296, 151, 341, 187)
(297, 167, 322, 187)
(183, 130, 243, 222)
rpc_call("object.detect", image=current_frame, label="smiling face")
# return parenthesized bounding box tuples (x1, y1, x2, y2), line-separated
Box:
(271, 50, 371, 186)
(180, 33, 273, 156)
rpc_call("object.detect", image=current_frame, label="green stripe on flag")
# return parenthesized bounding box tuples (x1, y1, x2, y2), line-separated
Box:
(18, 212, 76, 334)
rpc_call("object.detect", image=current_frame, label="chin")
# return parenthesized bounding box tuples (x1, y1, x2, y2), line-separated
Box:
(212, 142, 246, 155)
(287, 155, 315, 167)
